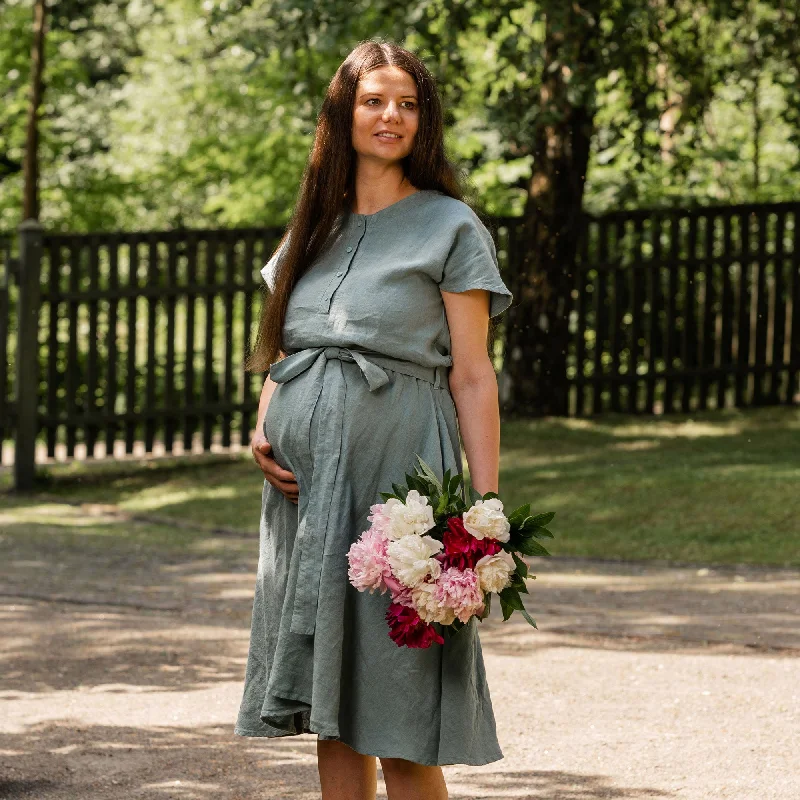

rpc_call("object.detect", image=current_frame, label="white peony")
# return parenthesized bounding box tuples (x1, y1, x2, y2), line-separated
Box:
(463, 498, 511, 542)
(387, 533, 443, 588)
(474, 550, 516, 593)
(411, 580, 456, 625)
(386, 489, 436, 540)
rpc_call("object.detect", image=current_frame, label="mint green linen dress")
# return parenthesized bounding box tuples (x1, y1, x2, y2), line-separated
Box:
(234, 189, 513, 766)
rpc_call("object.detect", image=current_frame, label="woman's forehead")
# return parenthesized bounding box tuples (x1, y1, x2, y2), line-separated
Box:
(358, 67, 417, 93)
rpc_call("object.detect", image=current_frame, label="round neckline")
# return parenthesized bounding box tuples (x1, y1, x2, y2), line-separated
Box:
(350, 189, 432, 220)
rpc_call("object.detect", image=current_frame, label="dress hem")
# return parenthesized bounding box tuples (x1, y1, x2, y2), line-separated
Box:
(234, 725, 504, 767)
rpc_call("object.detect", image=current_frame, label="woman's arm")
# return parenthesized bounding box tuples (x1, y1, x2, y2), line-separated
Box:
(440, 288, 501, 496)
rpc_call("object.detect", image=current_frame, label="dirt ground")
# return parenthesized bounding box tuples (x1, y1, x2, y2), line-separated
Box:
(1, 533, 798, 800)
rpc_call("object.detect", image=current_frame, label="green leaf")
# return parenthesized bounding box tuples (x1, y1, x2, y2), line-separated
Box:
(415, 455, 444, 492)
(391, 483, 409, 501)
(448, 473, 462, 496)
(481, 491, 500, 501)
(514, 537, 551, 557)
(510, 572, 529, 593)
(498, 594, 515, 621)
(519, 607, 538, 629)
(517, 515, 536, 531)
(479, 591, 492, 620)
(529, 511, 555, 526)
(507, 503, 531, 525)
(511, 552, 528, 577)
(498, 586, 526, 611)
(379, 491, 398, 502)
(415, 476, 434, 495)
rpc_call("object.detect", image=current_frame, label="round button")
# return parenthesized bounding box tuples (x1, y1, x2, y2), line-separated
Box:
(336, 271, 343, 277)
(346, 246, 353, 252)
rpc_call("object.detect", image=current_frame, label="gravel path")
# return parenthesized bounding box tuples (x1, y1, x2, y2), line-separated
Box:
(1, 546, 797, 800)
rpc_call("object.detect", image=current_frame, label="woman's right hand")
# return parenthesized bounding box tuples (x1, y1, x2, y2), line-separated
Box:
(252, 429, 299, 505)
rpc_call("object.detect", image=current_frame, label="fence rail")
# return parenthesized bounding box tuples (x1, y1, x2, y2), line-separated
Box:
(2, 201, 799, 488)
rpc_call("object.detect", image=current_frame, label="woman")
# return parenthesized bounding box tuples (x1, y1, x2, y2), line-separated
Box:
(236, 40, 513, 800)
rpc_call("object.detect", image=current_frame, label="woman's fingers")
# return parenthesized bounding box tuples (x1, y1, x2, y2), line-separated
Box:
(270, 475, 298, 493)
(262, 457, 298, 485)
(252, 436, 299, 504)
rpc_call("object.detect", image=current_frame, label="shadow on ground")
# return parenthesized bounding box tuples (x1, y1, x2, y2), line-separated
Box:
(1, 540, 798, 701)
(0, 721, 674, 800)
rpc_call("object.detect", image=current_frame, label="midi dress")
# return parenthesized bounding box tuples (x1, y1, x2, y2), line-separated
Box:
(234, 188, 514, 766)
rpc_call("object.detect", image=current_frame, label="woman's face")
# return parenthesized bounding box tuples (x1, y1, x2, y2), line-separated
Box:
(351, 65, 419, 166)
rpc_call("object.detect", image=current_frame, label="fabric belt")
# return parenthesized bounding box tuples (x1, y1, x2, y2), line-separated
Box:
(267, 346, 450, 636)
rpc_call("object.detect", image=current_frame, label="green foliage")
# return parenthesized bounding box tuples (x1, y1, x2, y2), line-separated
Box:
(2, 1, 799, 232)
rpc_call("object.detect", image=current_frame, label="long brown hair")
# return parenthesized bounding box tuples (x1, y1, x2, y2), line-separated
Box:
(245, 39, 484, 373)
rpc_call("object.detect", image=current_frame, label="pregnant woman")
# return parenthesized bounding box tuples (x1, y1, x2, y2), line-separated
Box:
(235, 40, 514, 800)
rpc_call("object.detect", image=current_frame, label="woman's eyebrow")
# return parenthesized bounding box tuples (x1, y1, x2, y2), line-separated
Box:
(357, 91, 418, 99)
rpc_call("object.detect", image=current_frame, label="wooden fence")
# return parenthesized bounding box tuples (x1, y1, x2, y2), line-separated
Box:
(565, 201, 800, 416)
(2, 200, 799, 489)
(2, 224, 283, 487)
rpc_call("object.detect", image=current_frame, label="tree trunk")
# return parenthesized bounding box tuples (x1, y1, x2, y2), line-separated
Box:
(23, 0, 46, 221)
(505, 11, 595, 417)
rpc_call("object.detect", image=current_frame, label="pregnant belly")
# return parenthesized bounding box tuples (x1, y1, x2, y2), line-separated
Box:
(263, 381, 308, 477)
(263, 359, 367, 486)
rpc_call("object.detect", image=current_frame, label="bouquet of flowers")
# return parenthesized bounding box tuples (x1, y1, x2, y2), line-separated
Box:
(346, 455, 555, 648)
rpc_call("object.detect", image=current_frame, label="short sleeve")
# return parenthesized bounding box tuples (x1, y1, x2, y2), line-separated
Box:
(438, 214, 513, 318)
(260, 233, 290, 292)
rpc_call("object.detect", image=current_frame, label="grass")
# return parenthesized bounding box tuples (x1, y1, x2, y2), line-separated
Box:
(1, 405, 798, 567)
(497, 404, 800, 567)
(0, 454, 264, 558)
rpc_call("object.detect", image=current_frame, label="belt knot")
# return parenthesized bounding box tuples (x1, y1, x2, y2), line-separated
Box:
(270, 346, 390, 392)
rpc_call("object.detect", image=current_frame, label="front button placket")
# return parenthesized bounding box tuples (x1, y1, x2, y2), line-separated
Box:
(319, 215, 366, 313)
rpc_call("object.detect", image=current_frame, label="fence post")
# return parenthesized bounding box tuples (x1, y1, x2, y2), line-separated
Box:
(14, 219, 43, 491)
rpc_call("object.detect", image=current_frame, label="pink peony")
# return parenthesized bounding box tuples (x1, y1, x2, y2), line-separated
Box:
(347, 528, 392, 594)
(367, 501, 394, 537)
(385, 602, 445, 649)
(435, 567, 485, 623)
(439, 517, 503, 571)
(384, 573, 416, 608)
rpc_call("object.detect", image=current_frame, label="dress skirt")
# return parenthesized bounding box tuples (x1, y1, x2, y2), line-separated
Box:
(234, 345, 504, 767)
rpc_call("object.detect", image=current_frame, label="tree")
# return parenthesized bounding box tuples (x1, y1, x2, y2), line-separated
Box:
(23, 0, 46, 220)
(411, 0, 800, 415)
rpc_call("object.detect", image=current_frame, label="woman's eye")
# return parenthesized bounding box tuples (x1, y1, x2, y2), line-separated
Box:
(365, 98, 416, 109)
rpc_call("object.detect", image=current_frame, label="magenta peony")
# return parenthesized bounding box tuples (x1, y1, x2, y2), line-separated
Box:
(435, 567, 485, 623)
(439, 516, 503, 571)
(385, 602, 445, 648)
